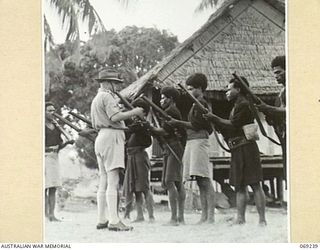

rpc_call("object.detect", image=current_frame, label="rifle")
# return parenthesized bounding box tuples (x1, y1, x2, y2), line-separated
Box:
(177, 83, 231, 152)
(232, 73, 262, 104)
(53, 113, 95, 142)
(232, 73, 281, 146)
(140, 96, 171, 121)
(69, 111, 93, 128)
(113, 91, 183, 165)
(141, 95, 185, 147)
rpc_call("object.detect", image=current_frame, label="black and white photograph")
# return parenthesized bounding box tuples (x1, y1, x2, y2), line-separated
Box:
(43, 0, 287, 243)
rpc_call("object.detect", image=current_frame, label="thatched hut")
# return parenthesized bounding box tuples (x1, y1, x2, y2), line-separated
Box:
(121, 0, 286, 202)
(122, 0, 285, 156)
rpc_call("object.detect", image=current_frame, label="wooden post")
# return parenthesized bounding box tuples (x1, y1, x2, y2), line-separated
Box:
(276, 177, 284, 202)
(269, 178, 275, 197)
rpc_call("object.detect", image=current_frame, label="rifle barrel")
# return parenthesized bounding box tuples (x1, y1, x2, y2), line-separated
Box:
(177, 83, 208, 113)
(232, 73, 261, 104)
(113, 92, 135, 110)
(141, 96, 170, 120)
(69, 111, 93, 127)
(53, 113, 81, 132)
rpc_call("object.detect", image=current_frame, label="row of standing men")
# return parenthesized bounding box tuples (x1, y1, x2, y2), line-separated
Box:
(45, 55, 286, 232)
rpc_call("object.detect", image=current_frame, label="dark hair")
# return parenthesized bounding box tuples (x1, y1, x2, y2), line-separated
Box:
(271, 56, 285, 70)
(161, 86, 180, 102)
(229, 76, 249, 94)
(45, 102, 55, 108)
(132, 98, 150, 114)
(186, 73, 208, 91)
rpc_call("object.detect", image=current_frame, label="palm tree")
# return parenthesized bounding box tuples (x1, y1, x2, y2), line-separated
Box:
(44, 0, 221, 56)
(118, 0, 221, 12)
(195, 0, 220, 12)
(44, 0, 107, 61)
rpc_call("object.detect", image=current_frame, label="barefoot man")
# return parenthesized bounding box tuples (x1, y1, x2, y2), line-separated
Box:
(203, 76, 267, 226)
(168, 73, 215, 224)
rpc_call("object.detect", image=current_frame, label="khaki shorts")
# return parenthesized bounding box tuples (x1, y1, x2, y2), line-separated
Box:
(95, 128, 125, 174)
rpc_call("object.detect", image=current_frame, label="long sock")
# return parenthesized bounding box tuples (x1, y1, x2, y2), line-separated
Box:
(106, 169, 120, 224)
(97, 191, 108, 223)
(107, 192, 119, 224)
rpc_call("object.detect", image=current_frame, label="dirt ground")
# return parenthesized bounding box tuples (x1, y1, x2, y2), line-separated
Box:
(48, 150, 288, 243)
(45, 197, 288, 243)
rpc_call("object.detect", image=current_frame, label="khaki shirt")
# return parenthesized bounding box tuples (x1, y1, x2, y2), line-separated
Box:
(90, 88, 125, 130)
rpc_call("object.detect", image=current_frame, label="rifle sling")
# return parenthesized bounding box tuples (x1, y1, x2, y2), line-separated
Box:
(247, 97, 281, 146)
(211, 126, 231, 153)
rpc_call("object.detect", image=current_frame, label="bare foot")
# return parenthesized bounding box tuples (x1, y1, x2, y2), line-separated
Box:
(206, 218, 215, 224)
(178, 218, 185, 225)
(48, 216, 61, 222)
(163, 220, 179, 226)
(149, 217, 155, 223)
(132, 217, 144, 223)
(228, 219, 245, 226)
(259, 220, 267, 227)
(195, 218, 207, 225)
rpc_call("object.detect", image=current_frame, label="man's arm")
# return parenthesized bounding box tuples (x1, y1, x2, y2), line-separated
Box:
(110, 107, 144, 122)
(202, 113, 234, 129)
(256, 103, 286, 118)
(167, 118, 194, 129)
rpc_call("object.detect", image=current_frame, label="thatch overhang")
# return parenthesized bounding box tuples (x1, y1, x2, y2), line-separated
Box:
(121, 0, 285, 100)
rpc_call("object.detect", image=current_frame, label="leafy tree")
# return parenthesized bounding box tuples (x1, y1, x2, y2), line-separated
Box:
(46, 26, 178, 115)
(46, 26, 178, 168)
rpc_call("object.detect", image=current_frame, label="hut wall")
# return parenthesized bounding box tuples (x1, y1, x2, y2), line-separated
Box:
(156, 0, 285, 94)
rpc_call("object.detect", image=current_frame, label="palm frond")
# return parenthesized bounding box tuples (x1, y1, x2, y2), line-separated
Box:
(44, 15, 55, 51)
(195, 0, 220, 12)
(48, 0, 79, 41)
(75, 0, 107, 35)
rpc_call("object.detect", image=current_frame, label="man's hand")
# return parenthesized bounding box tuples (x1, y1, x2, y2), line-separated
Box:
(132, 107, 145, 119)
(59, 140, 75, 150)
(202, 112, 216, 121)
(255, 101, 272, 113)
(79, 128, 96, 137)
(67, 139, 75, 145)
(166, 117, 180, 126)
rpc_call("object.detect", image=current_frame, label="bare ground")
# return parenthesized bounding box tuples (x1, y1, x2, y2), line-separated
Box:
(45, 198, 288, 243)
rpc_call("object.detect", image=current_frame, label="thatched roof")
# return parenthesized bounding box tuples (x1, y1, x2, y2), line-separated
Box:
(121, 0, 285, 99)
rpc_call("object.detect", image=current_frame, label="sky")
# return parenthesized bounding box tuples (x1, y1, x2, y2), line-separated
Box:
(43, 0, 216, 44)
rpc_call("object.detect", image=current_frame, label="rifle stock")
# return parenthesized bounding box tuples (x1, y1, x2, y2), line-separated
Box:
(232, 73, 261, 104)
(53, 113, 95, 142)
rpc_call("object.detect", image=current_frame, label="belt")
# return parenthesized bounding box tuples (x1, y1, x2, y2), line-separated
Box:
(126, 146, 146, 155)
(98, 126, 128, 131)
(228, 136, 251, 150)
(45, 147, 59, 153)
